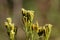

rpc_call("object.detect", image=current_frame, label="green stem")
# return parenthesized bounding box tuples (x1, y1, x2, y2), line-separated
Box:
(25, 23, 28, 40)
(32, 33, 34, 40)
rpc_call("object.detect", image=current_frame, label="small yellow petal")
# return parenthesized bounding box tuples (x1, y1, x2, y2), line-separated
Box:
(6, 17, 12, 23)
(5, 22, 8, 26)
(22, 8, 27, 14)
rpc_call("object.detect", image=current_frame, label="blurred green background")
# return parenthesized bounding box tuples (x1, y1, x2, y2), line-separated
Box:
(0, 0, 60, 40)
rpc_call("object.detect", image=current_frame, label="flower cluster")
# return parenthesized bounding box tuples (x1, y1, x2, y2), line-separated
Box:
(22, 8, 35, 40)
(3, 8, 52, 40)
(22, 8, 52, 40)
(5, 18, 17, 40)
(22, 8, 34, 25)
(32, 23, 52, 40)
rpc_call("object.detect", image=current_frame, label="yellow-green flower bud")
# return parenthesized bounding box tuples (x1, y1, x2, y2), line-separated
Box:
(6, 17, 12, 23)
(22, 8, 27, 16)
(27, 10, 34, 22)
(10, 30, 15, 40)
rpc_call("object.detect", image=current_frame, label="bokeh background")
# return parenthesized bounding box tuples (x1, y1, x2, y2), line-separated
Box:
(0, 0, 60, 40)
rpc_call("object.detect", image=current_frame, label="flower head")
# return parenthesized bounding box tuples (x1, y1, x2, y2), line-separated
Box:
(5, 17, 17, 40)
(37, 27, 45, 36)
(31, 22, 39, 31)
(22, 8, 34, 24)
